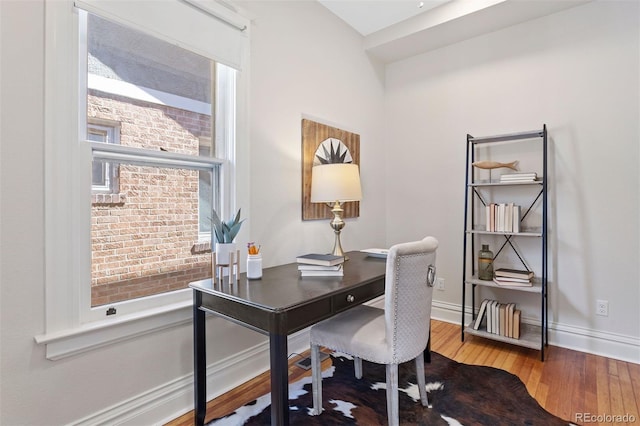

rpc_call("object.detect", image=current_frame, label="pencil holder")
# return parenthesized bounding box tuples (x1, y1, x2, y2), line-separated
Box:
(247, 254, 262, 280)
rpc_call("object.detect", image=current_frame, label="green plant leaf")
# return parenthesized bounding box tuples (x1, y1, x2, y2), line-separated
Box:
(210, 208, 244, 243)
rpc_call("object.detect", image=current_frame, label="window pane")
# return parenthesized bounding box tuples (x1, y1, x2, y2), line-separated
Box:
(86, 13, 226, 307)
(92, 160, 107, 188)
(91, 163, 213, 307)
(89, 129, 107, 186)
(86, 13, 213, 155)
(199, 170, 213, 235)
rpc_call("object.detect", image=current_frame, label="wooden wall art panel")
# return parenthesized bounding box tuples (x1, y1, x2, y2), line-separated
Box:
(302, 119, 360, 221)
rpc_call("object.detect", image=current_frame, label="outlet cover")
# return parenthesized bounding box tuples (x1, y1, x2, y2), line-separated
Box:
(596, 299, 608, 316)
(436, 278, 445, 291)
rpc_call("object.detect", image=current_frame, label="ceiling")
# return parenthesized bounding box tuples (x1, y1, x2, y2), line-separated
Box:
(317, 0, 591, 63)
(317, 0, 450, 36)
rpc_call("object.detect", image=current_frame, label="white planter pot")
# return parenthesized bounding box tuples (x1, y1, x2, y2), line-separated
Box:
(215, 242, 237, 265)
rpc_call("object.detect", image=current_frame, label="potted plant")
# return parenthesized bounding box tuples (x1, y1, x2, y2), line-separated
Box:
(211, 208, 244, 265)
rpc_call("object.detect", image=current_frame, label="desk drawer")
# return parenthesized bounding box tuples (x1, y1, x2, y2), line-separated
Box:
(333, 279, 384, 312)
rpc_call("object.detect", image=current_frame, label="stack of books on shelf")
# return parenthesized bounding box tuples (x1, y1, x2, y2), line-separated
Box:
(500, 172, 538, 182)
(472, 299, 521, 339)
(485, 203, 521, 233)
(296, 253, 345, 277)
(493, 268, 533, 287)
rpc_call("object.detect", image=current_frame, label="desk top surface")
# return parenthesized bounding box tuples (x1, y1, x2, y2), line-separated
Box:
(189, 251, 387, 311)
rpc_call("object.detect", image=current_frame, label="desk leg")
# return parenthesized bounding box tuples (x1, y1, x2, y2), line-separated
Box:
(194, 292, 206, 426)
(424, 327, 431, 363)
(269, 333, 289, 426)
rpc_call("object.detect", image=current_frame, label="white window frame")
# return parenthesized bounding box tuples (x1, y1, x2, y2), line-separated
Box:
(88, 122, 119, 193)
(36, 0, 249, 360)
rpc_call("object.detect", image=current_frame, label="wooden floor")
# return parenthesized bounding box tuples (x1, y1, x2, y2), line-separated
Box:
(167, 319, 640, 426)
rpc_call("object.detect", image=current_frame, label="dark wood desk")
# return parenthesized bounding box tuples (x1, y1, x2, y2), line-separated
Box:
(189, 251, 387, 426)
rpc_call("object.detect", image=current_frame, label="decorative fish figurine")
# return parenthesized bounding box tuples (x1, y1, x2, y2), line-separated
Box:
(472, 160, 518, 171)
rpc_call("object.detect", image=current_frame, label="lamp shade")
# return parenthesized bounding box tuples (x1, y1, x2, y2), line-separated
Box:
(311, 163, 362, 203)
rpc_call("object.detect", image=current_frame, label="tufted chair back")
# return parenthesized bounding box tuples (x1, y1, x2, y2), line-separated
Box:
(384, 236, 438, 364)
(310, 236, 438, 426)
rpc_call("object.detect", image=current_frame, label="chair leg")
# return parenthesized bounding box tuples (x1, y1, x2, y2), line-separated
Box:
(354, 357, 363, 379)
(311, 344, 323, 415)
(385, 363, 399, 426)
(415, 351, 430, 407)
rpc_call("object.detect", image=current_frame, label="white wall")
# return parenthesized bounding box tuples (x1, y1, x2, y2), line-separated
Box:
(0, 0, 386, 425)
(242, 0, 388, 266)
(1, 0, 638, 425)
(384, 1, 639, 361)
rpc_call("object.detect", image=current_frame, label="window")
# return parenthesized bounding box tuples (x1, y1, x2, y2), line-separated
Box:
(85, 13, 231, 308)
(38, 0, 248, 359)
(88, 122, 119, 193)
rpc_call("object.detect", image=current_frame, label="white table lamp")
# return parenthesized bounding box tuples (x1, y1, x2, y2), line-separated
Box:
(310, 163, 362, 258)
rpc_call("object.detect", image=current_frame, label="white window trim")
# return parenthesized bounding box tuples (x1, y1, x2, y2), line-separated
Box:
(35, 0, 249, 360)
(88, 122, 119, 192)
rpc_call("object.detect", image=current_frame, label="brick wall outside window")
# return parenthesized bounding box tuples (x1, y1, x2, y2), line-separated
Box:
(88, 90, 213, 306)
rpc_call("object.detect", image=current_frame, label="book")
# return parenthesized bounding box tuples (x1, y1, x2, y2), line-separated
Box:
(489, 301, 499, 334)
(300, 269, 344, 277)
(493, 277, 532, 287)
(485, 203, 520, 233)
(473, 299, 490, 330)
(296, 253, 344, 267)
(506, 303, 516, 338)
(500, 176, 537, 182)
(499, 304, 507, 336)
(500, 172, 537, 181)
(494, 275, 530, 283)
(513, 310, 521, 339)
(505, 203, 513, 233)
(489, 203, 496, 232)
(297, 264, 343, 271)
(512, 205, 521, 233)
(500, 173, 537, 178)
(474, 300, 522, 336)
(485, 205, 491, 231)
(497, 203, 505, 232)
(495, 268, 534, 279)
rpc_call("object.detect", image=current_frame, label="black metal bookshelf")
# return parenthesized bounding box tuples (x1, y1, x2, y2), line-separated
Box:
(461, 125, 548, 360)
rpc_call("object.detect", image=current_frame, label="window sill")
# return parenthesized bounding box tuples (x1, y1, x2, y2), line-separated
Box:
(34, 300, 192, 360)
(91, 192, 126, 205)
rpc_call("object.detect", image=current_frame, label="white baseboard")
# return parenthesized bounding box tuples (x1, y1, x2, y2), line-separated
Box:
(431, 300, 640, 364)
(71, 327, 312, 426)
(72, 297, 638, 425)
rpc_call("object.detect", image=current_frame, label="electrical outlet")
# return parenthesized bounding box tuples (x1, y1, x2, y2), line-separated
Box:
(596, 299, 608, 316)
(436, 277, 445, 291)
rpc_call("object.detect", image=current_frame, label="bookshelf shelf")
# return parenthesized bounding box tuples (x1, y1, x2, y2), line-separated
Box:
(465, 276, 543, 294)
(461, 125, 549, 361)
(467, 228, 543, 237)
(470, 180, 543, 187)
(464, 323, 542, 350)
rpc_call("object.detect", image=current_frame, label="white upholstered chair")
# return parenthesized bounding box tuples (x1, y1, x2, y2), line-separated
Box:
(310, 236, 438, 426)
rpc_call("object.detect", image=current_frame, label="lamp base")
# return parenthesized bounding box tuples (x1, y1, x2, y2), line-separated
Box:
(331, 232, 348, 260)
(329, 201, 349, 260)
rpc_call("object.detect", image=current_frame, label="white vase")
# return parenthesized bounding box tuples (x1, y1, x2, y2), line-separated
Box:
(215, 242, 237, 265)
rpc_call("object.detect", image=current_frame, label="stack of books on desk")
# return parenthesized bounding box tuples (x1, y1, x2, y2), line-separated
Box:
(296, 254, 345, 277)
(493, 268, 533, 287)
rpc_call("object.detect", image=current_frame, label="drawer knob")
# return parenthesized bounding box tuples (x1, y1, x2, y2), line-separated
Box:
(346, 294, 355, 303)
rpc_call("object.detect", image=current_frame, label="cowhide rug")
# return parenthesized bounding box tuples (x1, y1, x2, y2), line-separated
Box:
(210, 352, 574, 425)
